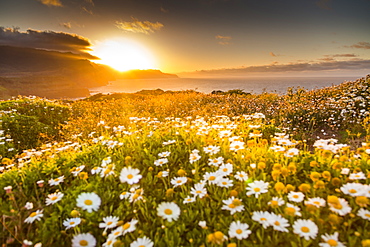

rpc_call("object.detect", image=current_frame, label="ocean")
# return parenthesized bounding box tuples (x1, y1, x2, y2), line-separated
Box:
(89, 76, 361, 95)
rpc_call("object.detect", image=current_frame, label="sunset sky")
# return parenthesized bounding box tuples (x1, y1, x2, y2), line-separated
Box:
(1, 0, 370, 76)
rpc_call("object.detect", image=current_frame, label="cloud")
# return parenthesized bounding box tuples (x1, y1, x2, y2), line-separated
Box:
(346, 42, 370, 50)
(0, 27, 95, 59)
(269, 52, 276, 57)
(60, 22, 72, 29)
(38, 0, 63, 7)
(201, 59, 370, 74)
(215, 35, 232, 45)
(160, 7, 169, 13)
(316, 0, 332, 10)
(115, 17, 164, 34)
(81, 6, 94, 15)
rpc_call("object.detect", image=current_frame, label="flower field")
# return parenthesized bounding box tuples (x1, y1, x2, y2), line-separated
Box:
(1, 76, 370, 247)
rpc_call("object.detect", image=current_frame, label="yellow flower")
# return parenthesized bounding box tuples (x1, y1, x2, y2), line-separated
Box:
(177, 169, 186, 176)
(273, 163, 282, 171)
(207, 231, 227, 245)
(314, 180, 325, 189)
(298, 183, 311, 193)
(274, 182, 285, 192)
(310, 161, 319, 167)
(271, 170, 281, 181)
(257, 162, 266, 169)
(355, 196, 369, 207)
(362, 239, 370, 247)
(331, 177, 341, 187)
(322, 171, 331, 181)
(310, 172, 321, 182)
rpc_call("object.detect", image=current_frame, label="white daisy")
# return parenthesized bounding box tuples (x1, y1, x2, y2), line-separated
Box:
(190, 183, 207, 198)
(228, 221, 252, 240)
(72, 233, 96, 247)
(349, 172, 366, 180)
(203, 145, 220, 155)
(183, 196, 196, 204)
(287, 191, 305, 203)
(76, 192, 101, 213)
(24, 202, 33, 210)
(357, 208, 370, 221)
(63, 218, 81, 230)
(71, 165, 85, 176)
(154, 158, 168, 166)
(208, 157, 224, 167)
(170, 176, 188, 187)
(285, 203, 302, 217)
(203, 171, 222, 185)
(246, 180, 269, 198)
(24, 210, 43, 224)
(221, 197, 245, 215)
(234, 171, 249, 181)
(293, 219, 318, 240)
(99, 216, 120, 230)
(319, 232, 346, 247)
(340, 182, 366, 197)
(189, 152, 201, 163)
(130, 236, 153, 247)
(218, 163, 233, 176)
(45, 192, 64, 206)
(230, 141, 245, 152)
(268, 197, 285, 208)
(48, 175, 64, 186)
(252, 211, 273, 229)
(158, 151, 171, 158)
(102, 236, 116, 247)
(269, 213, 290, 232)
(217, 177, 234, 188)
(122, 218, 138, 234)
(328, 198, 352, 216)
(157, 202, 181, 222)
(119, 167, 142, 185)
(285, 148, 299, 157)
(304, 197, 326, 208)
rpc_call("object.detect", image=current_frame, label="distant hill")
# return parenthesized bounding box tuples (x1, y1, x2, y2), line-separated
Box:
(0, 46, 177, 99)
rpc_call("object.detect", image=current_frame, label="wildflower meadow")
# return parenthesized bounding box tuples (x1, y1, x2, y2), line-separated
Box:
(1, 76, 370, 247)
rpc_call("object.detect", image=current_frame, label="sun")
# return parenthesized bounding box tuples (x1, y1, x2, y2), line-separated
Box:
(91, 39, 156, 72)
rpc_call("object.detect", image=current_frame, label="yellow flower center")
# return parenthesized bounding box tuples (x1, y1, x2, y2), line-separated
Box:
(365, 213, 370, 218)
(209, 176, 216, 181)
(123, 223, 130, 230)
(228, 203, 236, 209)
(29, 212, 37, 217)
(301, 226, 310, 233)
(260, 217, 266, 221)
(222, 182, 227, 185)
(223, 168, 228, 172)
(127, 174, 134, 179)
(79, 240, 88, 246)
(314, 201, 321, 205)
(293, 195, 299, 198)
(274, 221, 280, 226)
(236, 229, 242, 234)
(333, 203, 343, 210)
(271, 200, 279, 206)
(164, 209, 172, 215)
(55, 178, 59, 182)
(107, 221, 112, 225)
(196, 190, 201, 194)
(254, 187, 261, 192)
(232, 199, 242, 206)
(349, 189, 357, 194)
(51, 196, 58, 201)
(84, 199, 93, 206)
(327, 239, 338, 246)
(70, 221, 75, 225)
(177, 180, 182, 183)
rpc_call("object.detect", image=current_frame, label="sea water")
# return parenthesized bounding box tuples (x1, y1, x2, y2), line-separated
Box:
(90, 76, 361, 95)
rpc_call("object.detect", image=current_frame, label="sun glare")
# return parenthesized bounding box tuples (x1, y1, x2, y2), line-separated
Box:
(91, 39, 156, 72)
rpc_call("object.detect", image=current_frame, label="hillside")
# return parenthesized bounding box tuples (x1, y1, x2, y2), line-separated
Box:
(0, 46, 177, 99)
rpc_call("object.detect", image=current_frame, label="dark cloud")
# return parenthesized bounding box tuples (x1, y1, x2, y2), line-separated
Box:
(316, 0, 332, 10)
(346, 42, 370, 50)
(0, 27, 95, 59)
(115, 17, 164, 34)
(202, 59, 370, 74)
(215, 35, 232, 45)
(38, 0, 63, 7)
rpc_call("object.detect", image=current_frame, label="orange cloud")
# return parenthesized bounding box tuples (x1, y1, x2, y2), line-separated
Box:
(115, 17, 164, 34)
(347, 42, 370, 49)
(38, 0, 63, 7)
(215, 35, 232, 45)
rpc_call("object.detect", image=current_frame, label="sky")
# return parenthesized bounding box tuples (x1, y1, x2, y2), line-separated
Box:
(0, 0, 370, 76)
